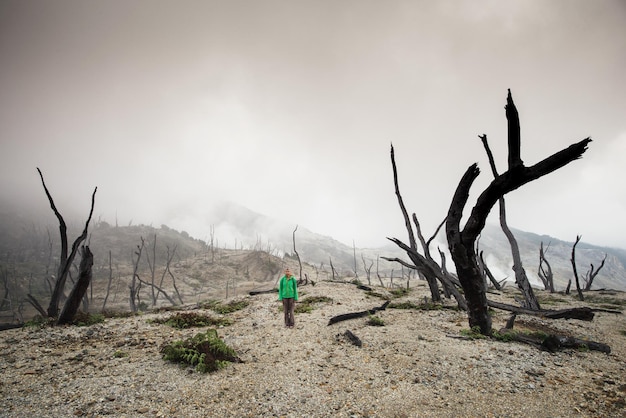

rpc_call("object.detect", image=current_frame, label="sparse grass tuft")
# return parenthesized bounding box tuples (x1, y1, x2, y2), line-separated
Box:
(24, 315, 54, 329)
(367, 314, 385, 326)
(365, 290, 390, 300)
(161, 329, 240, 373)
(113, 350, 128, 358)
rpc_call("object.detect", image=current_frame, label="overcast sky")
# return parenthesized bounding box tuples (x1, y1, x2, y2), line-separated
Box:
(1, 0, 625, 249)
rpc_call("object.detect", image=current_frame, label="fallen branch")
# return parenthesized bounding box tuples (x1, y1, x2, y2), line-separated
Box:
(328, 301, 390, 325)
(249, 289, 277, 296)
(341, 330, 362, 347)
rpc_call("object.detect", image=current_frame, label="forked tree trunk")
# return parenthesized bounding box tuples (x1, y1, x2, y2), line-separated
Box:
(446, 90, 590, 335)
(58, 246, 93, 325)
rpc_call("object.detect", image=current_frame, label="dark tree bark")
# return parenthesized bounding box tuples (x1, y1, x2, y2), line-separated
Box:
(57, 246, 93, 325)
(293, 226, 305, 285)
(445, 91, 591, 335)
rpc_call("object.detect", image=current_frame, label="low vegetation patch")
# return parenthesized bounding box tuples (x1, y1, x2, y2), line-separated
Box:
(161, 329, 241, 373)
(389, 300, 443, 311)
(202, 299, 250, 314)
(151, 312, 232, 329)
(367, 314, 385, 326)
(389, 287, 410, 298)
(293, 296, 333, 314)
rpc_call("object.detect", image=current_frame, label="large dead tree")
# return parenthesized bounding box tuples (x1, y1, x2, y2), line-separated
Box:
(35, 168, 97, 322)
(445, 90, 591, 335)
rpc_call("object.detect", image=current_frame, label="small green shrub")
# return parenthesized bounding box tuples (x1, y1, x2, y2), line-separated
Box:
(161, 329, 240, 373)
(367, 315, 385, 326)
(24, 315, 54, 329)
(460, 326, 488, 339)
(151, 312, 232, 329)
(113, 350, 128, 358)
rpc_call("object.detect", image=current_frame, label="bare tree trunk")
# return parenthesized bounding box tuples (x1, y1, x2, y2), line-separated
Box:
(584, 254, 607, 291)
(478, 251, 502, 290)
(571, 235, 584, 301)
(375, 256, 385, 287)
(102, 250, 114, 312)
(445, 91, 590, 335)
(352, 240, 358, 278)
(58, 246, 93, 325)
(538, 242, 555, 292)
(130, 238, 145, 312)
(479, 134, 539, 309)
(361, 254, 373, 286)
(293, 226, 304, 284)
(147, 234, 157, 306)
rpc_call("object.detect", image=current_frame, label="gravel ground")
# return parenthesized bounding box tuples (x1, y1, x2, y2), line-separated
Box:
(1, 281, 624, 418)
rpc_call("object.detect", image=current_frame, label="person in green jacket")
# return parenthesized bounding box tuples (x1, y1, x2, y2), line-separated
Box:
(278, 268, 298, 328)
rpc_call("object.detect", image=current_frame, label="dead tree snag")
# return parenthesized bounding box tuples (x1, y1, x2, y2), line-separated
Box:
(445, 90, 591, 335)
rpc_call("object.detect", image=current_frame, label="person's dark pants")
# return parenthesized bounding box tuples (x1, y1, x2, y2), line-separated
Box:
(282, 298, 295, 327)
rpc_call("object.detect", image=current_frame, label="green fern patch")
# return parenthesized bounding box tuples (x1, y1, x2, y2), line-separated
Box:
(161, 329, 241, 373)
(151, 312, 232, 329)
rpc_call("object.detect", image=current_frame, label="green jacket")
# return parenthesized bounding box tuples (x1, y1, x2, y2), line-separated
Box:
(278, 275, 298, 301)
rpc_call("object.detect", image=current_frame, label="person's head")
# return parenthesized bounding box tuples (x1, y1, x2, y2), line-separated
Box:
(284, 268, 291, 277)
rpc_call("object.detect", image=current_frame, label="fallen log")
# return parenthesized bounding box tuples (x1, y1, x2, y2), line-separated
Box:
(487, 300, 596, 321)
(509, 332, 611, 354)
(328, 301, 390, 325)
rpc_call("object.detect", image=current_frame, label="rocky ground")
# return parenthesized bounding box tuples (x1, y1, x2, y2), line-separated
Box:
(0, 280, 625, 418)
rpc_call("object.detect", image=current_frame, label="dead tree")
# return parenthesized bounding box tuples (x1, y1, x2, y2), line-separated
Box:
(293, 225, 305, 285)
(57, 246, 93, 325)
(445, 90, 591, 335)
(583, 253, 607, 291)
(361, 254, 373, 285)
(34, 168, 97, 321)
(387, 147, 466, 309)
(479, 134, 540, 310)
(101, 250, 114, 312)
(478, 251, 502, 290)
(538, 242, 555, 293)
(159, 245, 183, 305)
(129, 238, 145, 312)
(571, 235, 585, 301)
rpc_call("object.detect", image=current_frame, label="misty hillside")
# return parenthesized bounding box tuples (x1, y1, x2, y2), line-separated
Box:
(0, 199, 626, 300)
